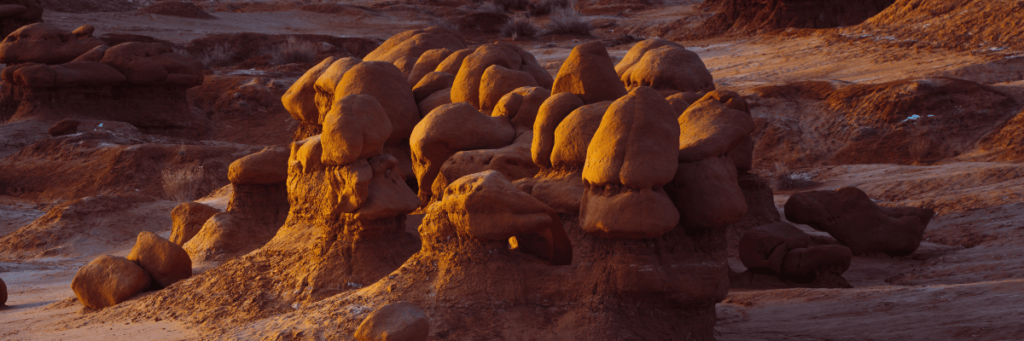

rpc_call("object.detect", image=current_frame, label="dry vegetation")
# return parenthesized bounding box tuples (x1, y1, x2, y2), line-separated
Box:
(267, 37, 319, 65)
(501, 15, 538, 39)
(545, 6, 592, 36)
(161, 164, 204, 202)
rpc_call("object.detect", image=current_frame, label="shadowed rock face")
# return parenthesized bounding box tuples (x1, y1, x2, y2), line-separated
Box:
(0, 0, 43, 39)
(785, 186, 934, 257)
(705, 0, 896, 31)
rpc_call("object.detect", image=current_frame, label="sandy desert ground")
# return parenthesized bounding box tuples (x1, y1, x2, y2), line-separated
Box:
(2, 0, 1024, 340)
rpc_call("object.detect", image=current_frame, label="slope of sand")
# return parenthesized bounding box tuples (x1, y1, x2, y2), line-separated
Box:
(1, 0, 1024, 340)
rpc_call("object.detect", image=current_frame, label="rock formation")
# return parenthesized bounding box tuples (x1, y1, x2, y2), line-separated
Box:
(738, 222, 852, 285)
(169, 202, 220, 246)
(785, 186, 934, 256)
(72, 255, 152, 309)
(616, 38, 715, 93)
(0, 0, 43, 41)
(0, 24, 205, 135)
(127, 231, 192, 289)
(703, 0, 896, 32)
(355, 301, 431, 341)
(184, 147, 290, 262)
(0, 276, 6, 306)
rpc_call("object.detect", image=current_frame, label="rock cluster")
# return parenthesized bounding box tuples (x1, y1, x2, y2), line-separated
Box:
(72, 232, 192, 309)
(785, 186, 934, 256)
(184, 147, 291, 262)
(739, 222, 852, 283)
(0, 23, 205, 131)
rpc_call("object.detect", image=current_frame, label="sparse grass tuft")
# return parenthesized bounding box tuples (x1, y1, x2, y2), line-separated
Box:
(162, 164, 204, 202)
(768, 162, 818, 191)
(268, 37, 319, 65)
(186, 44, 235, 69)
(501, 16, 538, 39)
(544, 6, 592, 36)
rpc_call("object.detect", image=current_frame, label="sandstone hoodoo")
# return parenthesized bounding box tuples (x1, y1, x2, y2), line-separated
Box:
(785, 186, 935, 257)
(169, 202, 220, 246)
(0, 24, 205, 134)
(185, 147, 290, 262)
(72, 255, 152, 309)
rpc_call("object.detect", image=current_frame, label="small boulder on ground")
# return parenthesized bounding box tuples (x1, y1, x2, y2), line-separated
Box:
(127, 231, 192, 289)
(784, 186, 934, 257)
(738, 222, 812, 275)
(355, 301, 430, 341)
(551, 41, 627, 105)
(71, 255, 152, 309)
(169, 201, 220, 246)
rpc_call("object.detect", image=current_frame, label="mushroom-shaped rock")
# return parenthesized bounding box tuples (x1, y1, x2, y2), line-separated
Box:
(169, 202, 221, 246)
(677, 92, 755, 162)
(450, 43, 523, 109)
(619, 45, 714, 93)
(583, 87, 679, 189)
(0, 23, 105, 65)
(615, 38, 685, 76)
(228, 146, 291, 185)
(505, 86, 550, 130)
(412, 71, 455, 103)
(127, 231, 192, 288)
(551, 41, 626, 105)
(479, 65, 538, 111)
(334, 61, 419, 145)
(363, 26, 466, 77)
(784, 187, 934, 257)
(321, 94, 393, 166)
(738, 222, 812, 275)
(408, 47, 453, 85)
(100, 42, 203, 86)
(283, 56, 338, 123)
(780, 245, 853, 281)
(410, 102, 515, 204)
(355, 301, 430, 341)
(666, 155, 747, 231)
(313, 57, 362, 119)
(532, 92, 584, 168)
(434, 47, 473, 75)
(442, 170, 556, 241)
(580, 87, 680, 238)
(71, 255, 152, 309)
(551, 101, 611, 171)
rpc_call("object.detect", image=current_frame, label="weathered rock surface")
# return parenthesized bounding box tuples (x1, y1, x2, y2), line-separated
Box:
(169, 202, 220, 246)
(71, 255, 152, 309)
(355, 301, 431, 341)
(320, 94, 392, 166)
(127, 231, 192, 289)
(441, 170, 556, 241)
(785, 186, 934, 256)
(551, 41, 626, 105)
(228, 147, 290, 185)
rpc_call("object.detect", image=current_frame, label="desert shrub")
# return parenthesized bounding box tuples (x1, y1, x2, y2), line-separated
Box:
(268, 37, 319, 65)
(493, 0, 529, 11)
(162, 164, 204, 202)
(529, 0, 571, 16)
(187, 44, 235, 69)
(501, 16, 538, 39)
(767, 162, 818, 191)
(545, 6, 591, 36)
